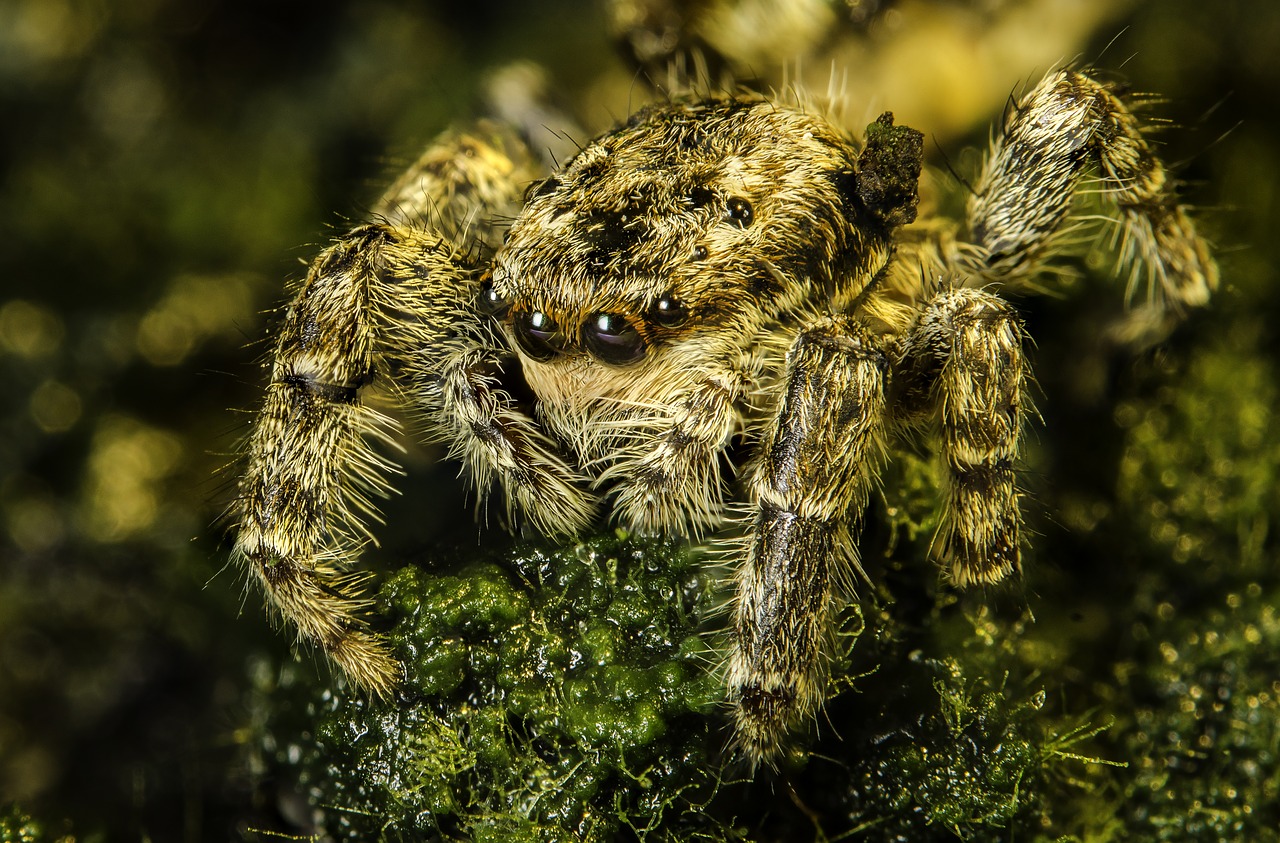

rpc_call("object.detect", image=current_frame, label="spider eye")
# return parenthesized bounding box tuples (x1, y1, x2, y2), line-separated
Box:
(582, 311, 647, 366)
(725, 196, 754, 228)
(649, 293, 688, 327)
(477, 277, 509, 317)
(512, 310, 565, 361)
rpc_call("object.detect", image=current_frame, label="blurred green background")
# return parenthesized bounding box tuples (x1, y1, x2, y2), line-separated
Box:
(0, 0, 1276, 839)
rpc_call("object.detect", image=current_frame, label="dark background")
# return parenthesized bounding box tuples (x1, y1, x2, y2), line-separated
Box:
(0, 0, 1275, 838)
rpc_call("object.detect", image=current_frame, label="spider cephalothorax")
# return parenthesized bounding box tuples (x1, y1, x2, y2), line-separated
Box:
(233, 70, 1216, 766)
(481, 99, 923, 531)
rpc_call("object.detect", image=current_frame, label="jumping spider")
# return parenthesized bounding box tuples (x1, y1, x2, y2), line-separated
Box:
(233, 70, 1216, 766)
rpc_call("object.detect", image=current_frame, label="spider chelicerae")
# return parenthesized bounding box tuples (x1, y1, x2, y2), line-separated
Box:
(231, 63, 1216, 766)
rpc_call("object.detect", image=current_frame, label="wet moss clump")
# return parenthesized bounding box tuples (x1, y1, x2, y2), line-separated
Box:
(735, 597, 1122, 843)
(1120, 585, 1280, 841)
(280, 532, 731, 841)
(836, 658, 1107, 839)
(257, 442, 1122, 841)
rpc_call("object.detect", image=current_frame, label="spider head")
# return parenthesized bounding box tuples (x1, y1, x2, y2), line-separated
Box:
(485, 98, 922, 380)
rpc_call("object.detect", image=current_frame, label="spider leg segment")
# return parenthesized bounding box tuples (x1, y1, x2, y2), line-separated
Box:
(233, 223, 459, 695)
(385, 125, 600, 535)
(728, 317, 888, 766)
(604, 368, 749, 536)
(417, 343, 599, 535)
(234, 126, 594, 693)
(966, 70, 1218, 316)
(893, 288, 1026, 587)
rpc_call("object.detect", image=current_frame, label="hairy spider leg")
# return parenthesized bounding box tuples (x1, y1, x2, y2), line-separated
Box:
(728, 317, 888, 767)
(965, 70, 1218, 335)
(893, 288, 1026, 586)
(234, 127, 595, 695)
(415, 336, 600, 535)
(233, 224, 449, 695)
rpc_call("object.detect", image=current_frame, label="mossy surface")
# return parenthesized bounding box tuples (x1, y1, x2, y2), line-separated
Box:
(273, 533, 732, 841)
(261, 477, 1123, 841)
(1119, 585, 1280, 841)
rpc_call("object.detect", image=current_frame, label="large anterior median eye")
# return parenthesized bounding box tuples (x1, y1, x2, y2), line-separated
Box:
(512, 310, 565, 361)
(582, 311, 646, 365)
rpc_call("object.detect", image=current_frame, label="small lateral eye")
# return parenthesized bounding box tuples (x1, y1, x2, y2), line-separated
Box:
(726, 196, 754, 227)
(477, 277, 509, 316)
(512, 309, 565, 361)
(649, 293, 688, 327)
(582, 311, 647, 366)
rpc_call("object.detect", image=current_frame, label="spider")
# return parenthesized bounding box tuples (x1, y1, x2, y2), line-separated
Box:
(232, 66, 1216, 767)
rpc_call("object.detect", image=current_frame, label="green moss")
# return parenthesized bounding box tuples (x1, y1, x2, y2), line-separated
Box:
(284, 532, 730, 841)
(757, 614, 1123, 843)
(866, 671, 1064, 832)
(264, 517, 1133, 841)
(1102, 324, 1280, 840)
(1117, 586, 1280, 841)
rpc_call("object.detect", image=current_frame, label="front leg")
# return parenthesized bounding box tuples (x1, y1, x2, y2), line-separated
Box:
(234, 224, 460, 695)
(606, 368, 749, 536)
(727, 318, 888, 767)
(234, 124, 594, 694)
(414, 342, 599, 536)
